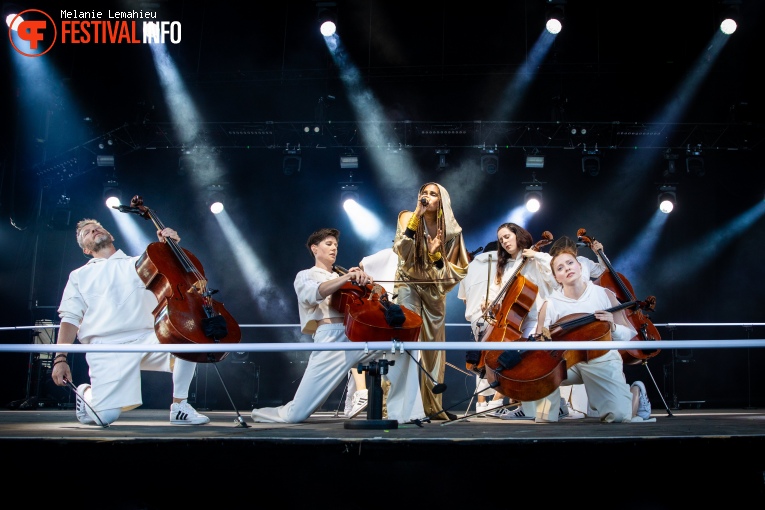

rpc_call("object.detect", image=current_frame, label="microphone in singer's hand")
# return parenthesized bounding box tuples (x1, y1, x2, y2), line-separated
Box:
(420, 197, 428, 206)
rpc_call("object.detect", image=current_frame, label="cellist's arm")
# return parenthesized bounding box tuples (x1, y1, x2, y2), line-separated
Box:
(535, 302, 549, 336)
(318, 267, 373, 298)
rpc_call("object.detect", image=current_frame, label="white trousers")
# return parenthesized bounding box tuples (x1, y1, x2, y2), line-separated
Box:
(251, 324, 425, 424)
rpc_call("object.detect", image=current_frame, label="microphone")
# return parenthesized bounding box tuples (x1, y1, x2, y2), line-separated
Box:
(420, 197, 428, 206)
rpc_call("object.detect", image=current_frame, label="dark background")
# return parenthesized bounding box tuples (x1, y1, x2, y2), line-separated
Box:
(1, 0, 763, 412)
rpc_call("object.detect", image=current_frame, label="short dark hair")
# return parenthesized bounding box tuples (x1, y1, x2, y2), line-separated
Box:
(305, 228, 340, 255)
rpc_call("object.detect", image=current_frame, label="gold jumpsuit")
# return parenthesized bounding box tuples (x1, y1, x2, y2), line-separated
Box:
(393, 183, 469, 420)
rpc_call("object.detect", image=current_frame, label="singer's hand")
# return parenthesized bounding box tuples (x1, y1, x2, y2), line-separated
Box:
(426, 228, 442, 252)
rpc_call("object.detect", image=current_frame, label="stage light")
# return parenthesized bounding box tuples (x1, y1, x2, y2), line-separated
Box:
(317, 2, 337, 36)
(4, 5, 23, 31)
(481, 148, 499, 174)
(340, 155, 358, 169)
(339, 171, 361, 207)
(525, 185, 543, 213)
(686, 145, 704, 177)
(658, 185, 676, 214)
(97, 155, 115, 167)
(103, 179, 122, 208)
(283, 146, 301, 175)
(207, 184, 225, 214)
(340, 183, 359, 204)
(663, 150, 678, 177)
(546, 0, 566, 35)
(526, 152, 544, 169)
(523, 172, 544, 213)
(436, 148, 450, 171)
(582, 148, 601, 177)
(48, 194, 72, 229)
(719, 1, 740, 35)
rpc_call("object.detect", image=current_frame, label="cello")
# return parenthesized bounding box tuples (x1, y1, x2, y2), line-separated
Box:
(487, 299, 640, 401)
(476, 232, 554, 386)
(117, 195, 242, 363)
(577, 228, 661, 365)
(330, 265, 422, 342)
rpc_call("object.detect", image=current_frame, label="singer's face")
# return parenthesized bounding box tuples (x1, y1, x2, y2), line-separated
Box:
(420, 184, 440, 209)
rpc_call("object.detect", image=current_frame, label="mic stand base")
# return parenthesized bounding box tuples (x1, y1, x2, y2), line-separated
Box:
(344, 359, 398, 430)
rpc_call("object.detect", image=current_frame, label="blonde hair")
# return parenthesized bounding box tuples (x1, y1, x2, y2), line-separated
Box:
(75, 219, 102, 249)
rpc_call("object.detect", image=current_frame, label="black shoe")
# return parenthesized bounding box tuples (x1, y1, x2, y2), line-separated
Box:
(445, 411, 458, 421)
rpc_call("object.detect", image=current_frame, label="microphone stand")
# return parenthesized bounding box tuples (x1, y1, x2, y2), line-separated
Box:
(344, 358, 398, 430)
(405, 350, 447, 395)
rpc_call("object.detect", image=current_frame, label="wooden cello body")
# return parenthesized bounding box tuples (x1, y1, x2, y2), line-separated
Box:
(330, 265, 422, 342)
(476, 232, 560, 399)
(577, 229, 661, 365)
(487, 301, 632, 401)
(125, 196, 242, 363)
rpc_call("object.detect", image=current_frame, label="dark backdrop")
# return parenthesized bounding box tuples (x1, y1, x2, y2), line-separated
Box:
(2, 0, 764, 411)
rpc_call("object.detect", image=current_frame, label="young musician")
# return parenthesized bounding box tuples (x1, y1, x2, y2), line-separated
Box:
(251, 228, 425, 424)
(535, 237, 653, 423)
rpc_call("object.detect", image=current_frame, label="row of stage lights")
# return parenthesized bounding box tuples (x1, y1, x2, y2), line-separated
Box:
(314, 1, 741, 39)
(99, 176, 675, 220)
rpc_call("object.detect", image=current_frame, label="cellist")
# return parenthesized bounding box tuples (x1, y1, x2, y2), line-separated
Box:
(535, 237, 654, 423)
(250, 228, 425, 424)
(472, 223, 562, 420)
(51, 218, 209, 426)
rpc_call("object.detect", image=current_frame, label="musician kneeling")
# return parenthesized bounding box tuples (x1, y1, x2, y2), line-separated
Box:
(51, 219, 209, 426)
(533, 237, 654, 423)
(250, 228, 426, 424)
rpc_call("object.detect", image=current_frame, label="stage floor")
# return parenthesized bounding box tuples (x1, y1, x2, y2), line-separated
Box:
(2, 407, 764, 507)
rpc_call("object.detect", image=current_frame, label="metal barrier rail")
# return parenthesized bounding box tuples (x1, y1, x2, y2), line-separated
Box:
(1, 323, 762, 354)
(0, 340, 764, 354)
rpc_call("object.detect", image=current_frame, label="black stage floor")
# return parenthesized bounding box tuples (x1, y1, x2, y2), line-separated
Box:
(2, 406, 764, 508)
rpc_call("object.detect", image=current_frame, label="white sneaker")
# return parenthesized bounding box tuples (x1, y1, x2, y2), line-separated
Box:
(170, 399, 210, 425)
(631, 380, 652, 420)
(485, 399, 503, 410)
(475, 401, 489, 414)
(563, 402, 586, 420)
(499, 406, 534, 420)
(347, 389, 368, 419)
(559, 397, 586, 420)
(558, 397, 569, 418)
(75, 383, 95, 425)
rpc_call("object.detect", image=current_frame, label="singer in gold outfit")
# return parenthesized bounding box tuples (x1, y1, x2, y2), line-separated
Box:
(393, 182, 469, 420)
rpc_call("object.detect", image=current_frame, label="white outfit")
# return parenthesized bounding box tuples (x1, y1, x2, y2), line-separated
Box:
(58, 249, 197, 422)
(458, 250, 555, 417)
(522, 253, 608, 419)
(539, 280, 637, 423)
(250, 266, 425, 424)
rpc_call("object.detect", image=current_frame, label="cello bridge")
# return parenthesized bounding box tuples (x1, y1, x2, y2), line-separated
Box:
(188, 280, 208, 295)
